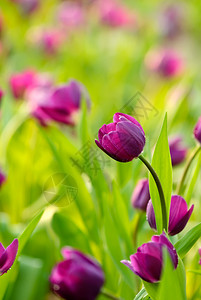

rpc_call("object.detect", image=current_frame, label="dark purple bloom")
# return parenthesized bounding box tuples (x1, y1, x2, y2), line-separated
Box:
(95, 113, 145, 162)
(145, 49, 183, 78)
(194, 117, 201, 144)
(0, 89, 3, 102)
(0, 239, 18, 275)
(29, 80, 90, 126)
(121, 233, 178, 283)
(169, 137, 187, 166)
(0, 170, 6, 187)
(131, 179, 150, 211)
(50, 247, 104, 300)
(147, 195, 194, 236)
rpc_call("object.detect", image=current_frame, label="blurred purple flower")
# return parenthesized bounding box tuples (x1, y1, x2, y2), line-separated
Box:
(169, 137, 188, 166)
(28, 27, 65, 55)
(131, 178, 150, 211)
(121, 232, 178, 283)
(98, 0, 135, 28)
(145, 49, 183, 78)
(147, 195, 194, 236)
(194, 117, 201, 144)
(0, 239, 18, 275)
(0, 89, 3, 102)
(159, 4, 183, 38)
(50, 247, 104, 300)
(199, 248, 201, 265)
(11, 0, 39, 14)
(95, 113, 145, 162)
(0, 169, 6, 187)
(29, 79, 90, 126)
(10, 70, 52, 100)
(57, 2, 85, 28)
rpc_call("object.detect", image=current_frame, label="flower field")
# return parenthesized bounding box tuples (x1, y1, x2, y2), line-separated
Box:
(1, 0, 201, 299)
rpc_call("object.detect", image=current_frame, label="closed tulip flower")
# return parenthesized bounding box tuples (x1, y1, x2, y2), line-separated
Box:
(0, 89, 3, 102)
(198, 248, 201, 265)
(30, 80, 90, 126)
(131, 179, 150, 211)
(147, 195, 194, 236)
(194, 117, 201, 144)
(0, 239, 18, 275)
(50, 247, 104, 300)
(95, 113, 145, 162)
(0, 169, 6, 187)
(121, 232, 178, 283)
(10, 70, 38, 99)
(169, 137, 187, 166)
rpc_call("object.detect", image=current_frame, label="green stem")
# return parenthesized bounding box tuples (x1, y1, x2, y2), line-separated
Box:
(176, 146, 201, 195)
(100, 290, 121, 300)
(138, 155, 167, 232)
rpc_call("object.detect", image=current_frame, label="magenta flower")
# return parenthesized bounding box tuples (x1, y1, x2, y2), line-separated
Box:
(98, 0, 135, 28)
(29, 80, 90, 126)
(131, 179, 150, 211)
(169, 137, 187, 166)
(57, 2, 85, 28)
(121, 233, 178, 283)
(0, 239, 18, 275)
(145, 49, 183, 78)
(159, 4, 183, 38)
(0, 169, 6, 187)
(147, 195, 194, 236)
(50, 247, 104, 300)
(0, 89, 3, 102)
(10, 70, 38, 99)
(194, 117, 201, 144)
(95, 113, 145, 162)
(198, 248, 201, 265)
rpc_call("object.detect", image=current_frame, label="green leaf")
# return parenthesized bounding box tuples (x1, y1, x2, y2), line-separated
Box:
(134, 288, 149, 300)
(51, 212, 92, 254)
(0, 210, 44, 300)
(149, 114, 172, 233)
(188, 270, 201, 275)
(174, 222, 201, 258)
(158, 252, 186, 300)
(143, 281, 158, 300)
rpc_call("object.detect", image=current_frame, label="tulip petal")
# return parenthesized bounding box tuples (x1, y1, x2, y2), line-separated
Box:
(121, 260, 134, 272)
(0, 239, 18, 275)
(146, 200, 157, 230)
(113, 113, 144, 133)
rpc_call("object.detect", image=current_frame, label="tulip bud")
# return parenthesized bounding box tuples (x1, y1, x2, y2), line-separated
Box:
(0, 169, 6, 187)
(0, 89, 3, 102)
(147, 195, 194, 236)
(50, 248, 104, 300)
(131, 179, 150, 211)
(9, 70, 38, 99)
(169, 137, 187, 166)
(194, 117, 201, 144)
(29, 79, 90, 126)
(0, 239, 18, 275)
(98, 0, 135, 28)
(198, 248, 201, 265)
(145, 49, 183, 78)
(95, 113, 145, 162)
(121, 232, 178, 283)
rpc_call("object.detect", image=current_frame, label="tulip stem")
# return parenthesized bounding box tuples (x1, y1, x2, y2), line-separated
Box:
(138, 155, 167, 232)
(176, 145, 201, 195)
(101, 290, 121, 300)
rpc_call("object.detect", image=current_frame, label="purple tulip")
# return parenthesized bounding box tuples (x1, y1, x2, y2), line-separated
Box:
(147, 195, 194, 236)
(131, 179, 150, 211)
(57, 2, 85, 28)
(0, 170, 6, 187)
(121, 232, 178, 283)
(159, 4, 183, 38)
(0, 239, 18, 275)
(169, 137, 187, 166)
(95, 113, 145, 162)
(145, 49, 183, 78)
(29, 79, 90, 126)
(50, 247, 104, 300)
(98, 0, 135, 28)
(10, 70, 38, 99)
(194, 117, 201, 144)
(11, 0, 39, 14)
(0, 89, 3, 102)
